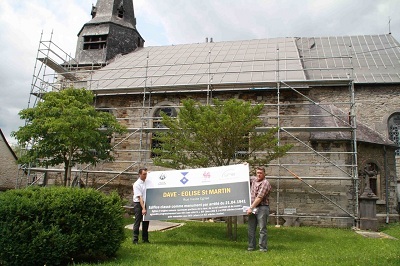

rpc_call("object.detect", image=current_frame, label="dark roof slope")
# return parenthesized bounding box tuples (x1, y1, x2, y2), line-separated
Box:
(309, 104, 396, 146)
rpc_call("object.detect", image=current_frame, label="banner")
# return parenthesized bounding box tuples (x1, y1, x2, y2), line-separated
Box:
(144, 164, 251, 221)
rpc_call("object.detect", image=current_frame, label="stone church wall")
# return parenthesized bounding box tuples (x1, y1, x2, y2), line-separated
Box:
(90, 88, 399, 227)
(0, 136, 18, 191)
(310, 84, 400, 142)
(310, 84, 400, 223)
(39, 85, 399, 227)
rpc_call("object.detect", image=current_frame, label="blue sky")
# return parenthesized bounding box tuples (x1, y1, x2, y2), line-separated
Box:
(1, 0, 399, 145)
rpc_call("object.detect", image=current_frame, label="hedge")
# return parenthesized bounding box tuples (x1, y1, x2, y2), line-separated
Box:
(0, 187, 125, 265)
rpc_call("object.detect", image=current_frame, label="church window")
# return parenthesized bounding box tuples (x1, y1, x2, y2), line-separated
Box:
(388, 113, 400, 155)
(151, 106, 177, 157)
(83, 35, 108, 50)
(117, 6, 124, 18)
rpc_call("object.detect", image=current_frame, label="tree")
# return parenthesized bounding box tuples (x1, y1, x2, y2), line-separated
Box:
(152, 98, 292, 168)
(11, 88, 126, 186)
(152, 98, 292, 240)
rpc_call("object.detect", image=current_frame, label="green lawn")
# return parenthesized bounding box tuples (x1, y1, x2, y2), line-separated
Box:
(80, 218, 400, 266)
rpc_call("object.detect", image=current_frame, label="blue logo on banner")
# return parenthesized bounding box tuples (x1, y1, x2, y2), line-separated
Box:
(180, 172, 189, 185)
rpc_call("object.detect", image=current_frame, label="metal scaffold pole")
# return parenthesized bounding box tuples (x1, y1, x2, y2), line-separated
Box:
(275, 46, 281, 226)
(139, 53, 150, 166)
(350, 80, 359, 225)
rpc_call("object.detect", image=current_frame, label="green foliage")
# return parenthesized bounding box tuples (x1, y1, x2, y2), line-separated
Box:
(0, 187, 126, 266)
(152, 98, 292, 169)
(12, 88, 126, 166)
(10, 143, 23, 158)
(11, 88, 126, 184)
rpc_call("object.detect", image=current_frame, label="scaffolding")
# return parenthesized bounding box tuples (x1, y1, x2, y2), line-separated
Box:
(17, 31, 101, 187)
(19, 33, 362, 227)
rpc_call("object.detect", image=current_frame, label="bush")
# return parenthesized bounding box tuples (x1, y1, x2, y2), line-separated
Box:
(0, 187, 125, 266)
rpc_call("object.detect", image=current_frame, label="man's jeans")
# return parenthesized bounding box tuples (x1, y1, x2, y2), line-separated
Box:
(247, 205, 269, 250)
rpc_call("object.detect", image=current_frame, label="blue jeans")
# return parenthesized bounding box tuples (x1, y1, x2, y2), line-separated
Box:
(248, 205, 269, 250)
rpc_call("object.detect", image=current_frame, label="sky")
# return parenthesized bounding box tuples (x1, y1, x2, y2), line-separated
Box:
(0, 0, 399, 145)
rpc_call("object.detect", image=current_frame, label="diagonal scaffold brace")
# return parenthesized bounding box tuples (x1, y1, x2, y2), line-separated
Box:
(282, 166, 356, 219)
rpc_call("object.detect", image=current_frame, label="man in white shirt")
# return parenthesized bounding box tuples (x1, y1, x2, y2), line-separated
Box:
(133, 168, 150, 244)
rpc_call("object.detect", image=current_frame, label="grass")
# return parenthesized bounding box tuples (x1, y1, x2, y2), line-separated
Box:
(79, 218, 400, 266)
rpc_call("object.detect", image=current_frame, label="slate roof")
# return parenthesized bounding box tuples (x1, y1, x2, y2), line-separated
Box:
(297, 35, 400, 83)
(78, 0, 137, 35)
(89, 34, 400, 94)
(309, 104, 396, 146)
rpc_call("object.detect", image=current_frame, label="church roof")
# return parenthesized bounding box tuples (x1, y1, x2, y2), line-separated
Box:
(78, 0, 137, 34)
(297, 35, 400, 84)
(89, 34, 400, 94)
(309, 104, 396, 146)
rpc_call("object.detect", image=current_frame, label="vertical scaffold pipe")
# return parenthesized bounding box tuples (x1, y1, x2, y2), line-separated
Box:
(275, 46, 281, 227)
(348, 46, 359, 227)
(139, 53, 149, 165)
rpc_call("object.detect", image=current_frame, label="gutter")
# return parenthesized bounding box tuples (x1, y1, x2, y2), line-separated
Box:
(384, 146, 390, 223)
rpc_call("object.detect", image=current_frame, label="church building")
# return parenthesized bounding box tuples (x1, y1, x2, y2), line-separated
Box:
(25, 0, 400, 228)
(0, 129, 19, 191)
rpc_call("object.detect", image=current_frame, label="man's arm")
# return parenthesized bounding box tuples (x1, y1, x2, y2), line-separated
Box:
(139, 196, 147, 215)
(246, 197, 263, 214)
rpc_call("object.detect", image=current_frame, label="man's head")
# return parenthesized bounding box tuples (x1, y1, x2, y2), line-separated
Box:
(255, 167, 266, 181)
(138, 168, 148, 181)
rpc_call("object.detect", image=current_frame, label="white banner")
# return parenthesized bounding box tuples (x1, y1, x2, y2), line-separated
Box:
(144, 164, 251, 221)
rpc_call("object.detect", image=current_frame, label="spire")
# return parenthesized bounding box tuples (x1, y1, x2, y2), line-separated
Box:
(85, 0, 137, 29)
(75, 0, 144, 66)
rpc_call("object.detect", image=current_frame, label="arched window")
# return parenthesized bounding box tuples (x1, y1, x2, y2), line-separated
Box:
(388, 112, 400, 155)
(151, 106, 177, 157)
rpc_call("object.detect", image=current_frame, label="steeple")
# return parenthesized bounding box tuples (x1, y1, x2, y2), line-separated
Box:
(75, 0, 144, 66)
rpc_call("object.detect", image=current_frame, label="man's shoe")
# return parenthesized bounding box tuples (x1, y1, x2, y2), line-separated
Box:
(247, 248, 254, 251)
(143, 240, 150, 243)
(259, 248, 268, 252)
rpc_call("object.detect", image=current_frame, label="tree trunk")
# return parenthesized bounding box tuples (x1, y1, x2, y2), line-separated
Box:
(67, 164, 72, 187)
(63, 162, 69, 187)
(226, 216, 238, 241)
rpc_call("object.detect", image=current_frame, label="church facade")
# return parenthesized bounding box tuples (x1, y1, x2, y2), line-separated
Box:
(26, 0, 400, 228)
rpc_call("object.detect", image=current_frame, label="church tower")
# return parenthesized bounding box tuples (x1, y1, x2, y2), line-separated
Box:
(75, 0, 144, 66)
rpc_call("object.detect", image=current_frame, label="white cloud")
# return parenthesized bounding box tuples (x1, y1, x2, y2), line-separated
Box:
(0, 0, 92, 144)
(1, 0, 399, 145)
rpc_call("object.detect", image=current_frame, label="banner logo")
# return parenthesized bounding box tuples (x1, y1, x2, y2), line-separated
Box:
(180, 172, 189, 185)
(159, 173, 166, 181)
